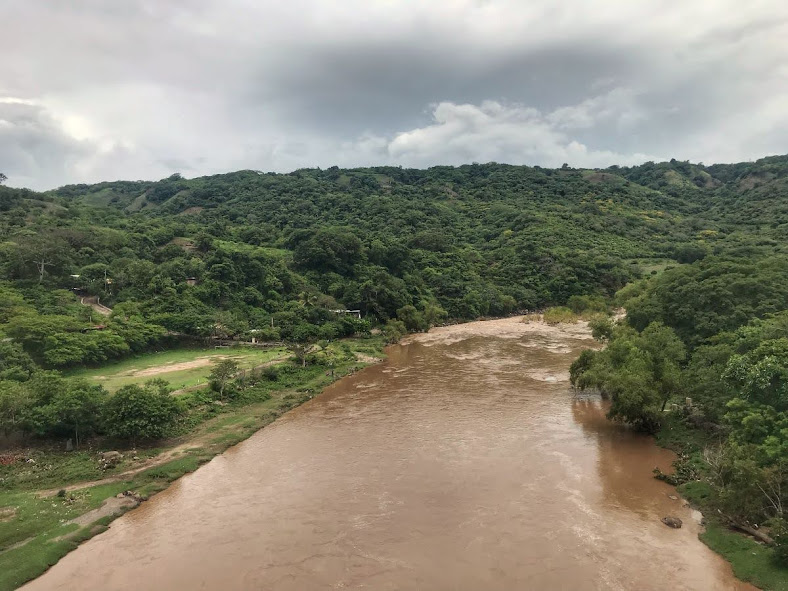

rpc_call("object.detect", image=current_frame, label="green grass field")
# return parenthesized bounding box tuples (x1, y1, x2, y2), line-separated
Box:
(66, 346, 287, 392)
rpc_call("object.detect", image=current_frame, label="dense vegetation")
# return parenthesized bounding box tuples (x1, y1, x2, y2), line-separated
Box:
(2, 156, 788, 580)
(1, 156, 788, 437)
(571, 256, 788, 573)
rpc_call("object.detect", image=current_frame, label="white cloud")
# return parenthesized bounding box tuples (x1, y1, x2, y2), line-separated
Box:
(384, 100, 656, 168)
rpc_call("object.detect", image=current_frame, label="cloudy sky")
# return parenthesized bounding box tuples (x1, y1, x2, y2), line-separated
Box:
(2, 0, 788, 189)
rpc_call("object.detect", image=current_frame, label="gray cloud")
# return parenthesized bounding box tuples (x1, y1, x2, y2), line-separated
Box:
(2, 0, 788, 189)
(0, 99, 91, 188)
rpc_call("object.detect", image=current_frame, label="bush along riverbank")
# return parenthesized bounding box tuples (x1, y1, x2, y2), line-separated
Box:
(570, 259, 788, 591)
(652, 414, 788, 591)
(0, 335, 385, 591)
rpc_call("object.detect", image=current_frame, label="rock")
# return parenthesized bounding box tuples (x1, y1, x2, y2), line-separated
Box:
(99, 451, 123, 469)
(668, 495, 678, 500)
(65, 438, 73, 452)
(661, 516, 683, 529)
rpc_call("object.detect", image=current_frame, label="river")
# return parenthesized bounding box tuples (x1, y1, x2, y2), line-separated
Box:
(24, 318, 753, 590)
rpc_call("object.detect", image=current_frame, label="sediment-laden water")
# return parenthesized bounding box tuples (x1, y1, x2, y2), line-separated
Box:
(24, 318, 753, 590)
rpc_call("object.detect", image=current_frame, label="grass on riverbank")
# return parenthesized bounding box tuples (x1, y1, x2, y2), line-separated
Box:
(656, 413, 788, 591)
(65, 346, 287, 392)
(700, 521, 788, 591)
(0, 336, 384, 591)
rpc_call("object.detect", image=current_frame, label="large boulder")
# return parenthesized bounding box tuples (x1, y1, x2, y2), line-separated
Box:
(99, 451, 123, 469)
(661, 516, 683, 529)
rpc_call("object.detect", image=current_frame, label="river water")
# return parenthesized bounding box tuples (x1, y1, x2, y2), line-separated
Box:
(24, 318, 753, 590)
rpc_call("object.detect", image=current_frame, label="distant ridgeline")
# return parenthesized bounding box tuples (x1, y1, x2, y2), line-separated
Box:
(1, 155, 787, 374)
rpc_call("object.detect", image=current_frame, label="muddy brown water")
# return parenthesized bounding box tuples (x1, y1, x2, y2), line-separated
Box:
(24, 318, 754, 590)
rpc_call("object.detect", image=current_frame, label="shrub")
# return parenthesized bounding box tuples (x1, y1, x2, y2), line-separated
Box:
(103, 381, 183, 443)
(382, 319, 407, 343)
(772, 518, 788, 566)
(542, 307, 578, 325)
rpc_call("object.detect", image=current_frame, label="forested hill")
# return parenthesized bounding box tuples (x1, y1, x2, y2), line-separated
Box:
(1, 156, 787, 371)
(4, 156, 788, 585)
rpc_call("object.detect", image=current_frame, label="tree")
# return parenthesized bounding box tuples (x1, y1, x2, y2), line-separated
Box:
(0, 341, 36, 381)
(287, 342, 317, 367)
(589, 315, 614, 342)
(0, 172, 7, 184)
(382, 319, 407, 344)
(50, 382, 105, 447)
(42, 331, 130, 367)
(25, 235, 70, 282)
(104, 381, 183, 444)
(396, 304, 427, 332)
(570, 322, 685, 432)
(0, 381, 34, 436)
(293, 227, 363, 276)
(724, 339, 788, 411)
(209, 359, 239, 398)
(637, 322, 686, 411)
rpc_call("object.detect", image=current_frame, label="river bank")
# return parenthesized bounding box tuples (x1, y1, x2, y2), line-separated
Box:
(0, 336, 385, 591)
(20, 316, 752, 590)
(654, 416, 787, 591)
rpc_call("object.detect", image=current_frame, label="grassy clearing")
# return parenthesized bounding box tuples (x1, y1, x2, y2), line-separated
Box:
(542, 307, 579, 324)
(66, 346, 287, 392)
(213, 240, 291, 260)
(625, 257, 677, 276)
(0, 335, 384, 591)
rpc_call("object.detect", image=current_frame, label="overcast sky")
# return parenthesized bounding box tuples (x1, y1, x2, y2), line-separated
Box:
(2, 0, 788, 190)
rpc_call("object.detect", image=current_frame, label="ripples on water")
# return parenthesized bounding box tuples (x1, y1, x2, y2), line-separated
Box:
(24, 318, 754, 591)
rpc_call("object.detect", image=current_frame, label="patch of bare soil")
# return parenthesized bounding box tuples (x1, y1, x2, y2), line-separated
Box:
(0, 507, 17, 523)
(68, 496, 139, 527)
(131, 356, 227, 377)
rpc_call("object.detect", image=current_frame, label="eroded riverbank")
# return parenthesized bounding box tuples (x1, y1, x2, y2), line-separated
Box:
(22, 318, 754, 590)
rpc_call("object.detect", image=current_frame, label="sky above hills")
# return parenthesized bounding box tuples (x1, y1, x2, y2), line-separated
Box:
(2, 0, 788, 189)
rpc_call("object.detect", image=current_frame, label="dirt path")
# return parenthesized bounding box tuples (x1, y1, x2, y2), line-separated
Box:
(36, 441, 199, 498)
(127, 351, 288, 381)
(79, 296, 112, 317)
(68, 496, 139, 527)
